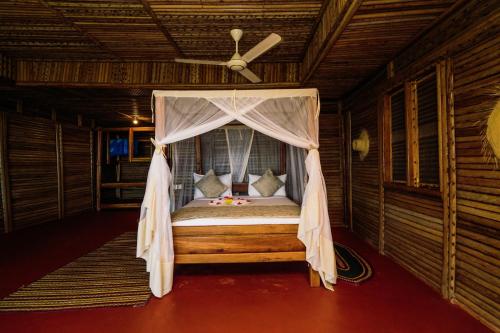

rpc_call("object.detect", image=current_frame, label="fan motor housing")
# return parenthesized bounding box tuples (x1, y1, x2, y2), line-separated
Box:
(227, 59, 246, 71)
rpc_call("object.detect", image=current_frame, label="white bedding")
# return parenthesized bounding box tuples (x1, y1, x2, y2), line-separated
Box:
(172, 196, 300, 226)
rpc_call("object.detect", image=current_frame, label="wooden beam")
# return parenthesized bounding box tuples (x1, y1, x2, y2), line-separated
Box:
(89, 129, 95, 211)
(128, 128, 134, 163)
(279, 142, 287, 175)
(338, 101, 348, 228)
(139, 0, 183, 57)
(301, 0, 362, 83)
(55, 123, 64, 219)
(0, 113, 12, 233)
(16, 60, 301, 88)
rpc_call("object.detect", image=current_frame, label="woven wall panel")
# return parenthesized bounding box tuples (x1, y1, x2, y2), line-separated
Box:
(384, 189, 443, 292)
(349, 96, 380, 248)
(7, 114, 59, 230)
(453, 35, 500, 329)
(319, 113, 345, 228)
(62, 125, 92, 216)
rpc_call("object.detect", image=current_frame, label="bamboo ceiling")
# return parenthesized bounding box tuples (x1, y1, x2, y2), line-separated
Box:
(0, 0, 459, 124)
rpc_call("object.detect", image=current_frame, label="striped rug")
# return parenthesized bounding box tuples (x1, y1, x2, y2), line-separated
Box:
(334, 242, 373, 284)
(0, 232, 151, 311)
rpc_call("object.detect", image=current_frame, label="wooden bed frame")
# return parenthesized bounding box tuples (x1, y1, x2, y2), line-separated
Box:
(172, 183, 321, 287)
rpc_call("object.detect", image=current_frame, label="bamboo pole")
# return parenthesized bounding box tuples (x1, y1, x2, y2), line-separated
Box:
(96, 128, 102, 212)
(0, 113, 11, 233)
(446, 58, 457, 300)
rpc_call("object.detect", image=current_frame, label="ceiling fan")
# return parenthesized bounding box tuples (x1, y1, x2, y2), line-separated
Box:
(174, 29, 282, 83)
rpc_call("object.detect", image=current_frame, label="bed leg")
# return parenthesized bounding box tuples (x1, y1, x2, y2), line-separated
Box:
(309, 266, 321, 287)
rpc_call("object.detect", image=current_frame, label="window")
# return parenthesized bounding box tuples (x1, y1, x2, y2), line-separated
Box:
(384, 70, 441, 190)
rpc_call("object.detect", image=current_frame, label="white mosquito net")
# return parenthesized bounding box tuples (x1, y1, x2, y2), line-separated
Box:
(137, 89, 337, 297)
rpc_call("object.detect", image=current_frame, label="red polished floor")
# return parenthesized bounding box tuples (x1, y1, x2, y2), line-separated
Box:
(0, 211, 492, 333)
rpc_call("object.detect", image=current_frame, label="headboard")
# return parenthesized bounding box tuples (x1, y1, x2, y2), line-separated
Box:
(232, 182, 248, 194)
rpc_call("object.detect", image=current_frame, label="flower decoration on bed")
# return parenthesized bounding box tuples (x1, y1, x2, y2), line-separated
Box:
(209, 197, 251, 206)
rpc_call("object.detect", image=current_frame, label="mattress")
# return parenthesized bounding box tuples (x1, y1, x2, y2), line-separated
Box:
(171, 196, 301, 226)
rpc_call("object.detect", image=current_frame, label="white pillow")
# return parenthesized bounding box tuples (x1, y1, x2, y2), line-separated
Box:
(249, 173, 287, 197)
(194, 172, 232, 199)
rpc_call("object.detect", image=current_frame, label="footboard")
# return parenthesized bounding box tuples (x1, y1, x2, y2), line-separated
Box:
(172, 224, 320, 287)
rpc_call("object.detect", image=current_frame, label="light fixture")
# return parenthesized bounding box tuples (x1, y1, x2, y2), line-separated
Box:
(132, 117, 139, 125)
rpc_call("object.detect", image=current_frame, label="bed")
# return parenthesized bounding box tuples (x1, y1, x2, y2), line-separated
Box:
(137, 89, 336, 297)
(171, 189, 321, 287)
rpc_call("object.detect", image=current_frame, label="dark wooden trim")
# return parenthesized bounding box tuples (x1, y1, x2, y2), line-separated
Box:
(96, 128, 102, 212)
(383, 94, 392, 183)
(128, 128, 134, 163)
(232, 183, 248, 194)
(0, 112, 12, 233)
(105, 131, 110, 165)
(102, 127, 154, 132)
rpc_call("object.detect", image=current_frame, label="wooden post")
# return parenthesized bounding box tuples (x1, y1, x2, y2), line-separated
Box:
(195, 136, 202, 174)
(128, 127, 134, 162)
(405, 81, 419, 187)
(55, 123, 64, 219)
(106, 131, 110, 165)
(309, 266, 321, 287)
(96, 128, 102, 212)
(446, 58, 457, 300)
(378, 96, 386, 254)
(387, 61, 395, 79)
(345, 110, 353, 231)
(0, 113, 12, 233)
(383, 94, 392, 182)
(77, 114, 83, 128)
(51, 109, 57, 121)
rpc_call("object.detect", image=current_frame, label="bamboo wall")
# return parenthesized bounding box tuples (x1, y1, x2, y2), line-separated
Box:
(0, 111, 93, 233)
(62, 124, 92, 216)
(453, 36, 500, 329)
(344, 1, 499, 329)
(347, 93, 379, 246)
(319, 112, 345, 228)
(7, 115, 59, 230)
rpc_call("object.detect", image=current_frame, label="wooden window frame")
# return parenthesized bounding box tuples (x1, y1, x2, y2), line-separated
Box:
(383, 65, 445, 194)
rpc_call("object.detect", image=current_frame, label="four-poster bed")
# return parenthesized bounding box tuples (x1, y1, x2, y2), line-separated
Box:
(137, 88, 337, 297)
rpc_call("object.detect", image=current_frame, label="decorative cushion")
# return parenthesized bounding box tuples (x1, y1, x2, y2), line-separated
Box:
(194, 169, 229, 198)
(249, 173, 287, 197)
(250, 169, 285, 197)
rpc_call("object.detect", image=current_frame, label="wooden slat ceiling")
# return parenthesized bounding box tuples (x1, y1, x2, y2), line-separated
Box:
(0, 0, 459, 124)
(307, 0, 456, 97)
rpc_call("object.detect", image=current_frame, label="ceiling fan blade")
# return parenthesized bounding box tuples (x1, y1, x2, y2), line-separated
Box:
(241, 33, 282, 63)
(174, 58, 227, 66)
(238, 68, 262, 83)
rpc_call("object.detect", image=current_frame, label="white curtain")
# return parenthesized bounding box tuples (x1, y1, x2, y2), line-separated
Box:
(138, 89, 336, 297)
(225, 127, 254, 183)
